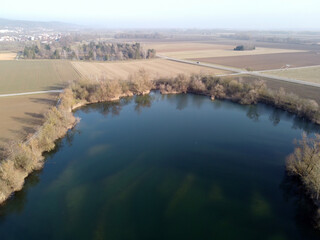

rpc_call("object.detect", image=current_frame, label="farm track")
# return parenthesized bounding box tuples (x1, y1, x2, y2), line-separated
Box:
(2, 58, 318, 99)
(0, 90, 63, 98)
(189, 51, 320, 71)
(157, 55, 320, 88)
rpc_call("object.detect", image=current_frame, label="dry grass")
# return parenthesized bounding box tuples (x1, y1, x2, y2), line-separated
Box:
(162, 48, 305, 59)
(71, 59, 229, 80)
(145, 42, 305, 59)
(0, 60, 81, 94)
(265, 66, 320, 84)
(0, 93, 58, 145)
(0, 52, 17, 60)
(144, 42, 228, 52)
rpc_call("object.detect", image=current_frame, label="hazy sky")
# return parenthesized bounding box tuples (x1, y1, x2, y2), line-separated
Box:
(1, 0, 320, 29)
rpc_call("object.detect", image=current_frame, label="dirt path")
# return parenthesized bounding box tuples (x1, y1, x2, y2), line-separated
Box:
(157, 55, 320, 88)
(0, 90, 63, 98)
(1, 58, 319, 99)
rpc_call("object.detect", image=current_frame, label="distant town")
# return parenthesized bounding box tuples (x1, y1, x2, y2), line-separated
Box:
(0, 27, 62, 43)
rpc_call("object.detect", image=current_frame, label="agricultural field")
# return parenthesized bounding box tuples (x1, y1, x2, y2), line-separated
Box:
(0, 60, 80, 94)
(144, 42, 227, 52)
(71, 59, 230, 80)
(0, 92, 58, 145)
(0, 60, 80, 145)
(201, 39, 320, 51)
(263, 66, 320, 84)
(190, 51, 320, 71)
(145, 42, 305, 59)
(0, 52, 17, 60)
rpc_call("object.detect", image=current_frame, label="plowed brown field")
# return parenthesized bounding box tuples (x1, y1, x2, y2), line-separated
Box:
(190, 52, 320, 71)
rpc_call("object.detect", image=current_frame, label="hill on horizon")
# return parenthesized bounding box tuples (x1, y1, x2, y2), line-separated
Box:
(0, 18, 80, 30)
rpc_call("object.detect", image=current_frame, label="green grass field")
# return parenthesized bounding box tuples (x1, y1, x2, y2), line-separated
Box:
(0, 60, 80, 94)
(265, 66, 320, 84)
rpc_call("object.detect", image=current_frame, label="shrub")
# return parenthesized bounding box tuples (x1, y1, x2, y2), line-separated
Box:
(0, 160, 26, 192)
(128, 69, 153, 94)
(12, 143, 37, 172)
(157, 74, 190, 94)
(201, 75, 220, 91)
(287, 134, 320, 199)
(189, 75, 206, 93)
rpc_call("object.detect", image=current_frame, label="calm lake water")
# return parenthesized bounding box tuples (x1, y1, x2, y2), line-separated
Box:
(1, 92, 320, 240)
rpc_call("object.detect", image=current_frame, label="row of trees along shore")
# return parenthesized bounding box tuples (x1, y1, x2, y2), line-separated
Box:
(0, 72, 320, 228)
(23, 42, 156, 61)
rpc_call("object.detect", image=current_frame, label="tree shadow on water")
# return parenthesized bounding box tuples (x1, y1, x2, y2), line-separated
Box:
(291, 116, 320, 134)
(280, 174, 320, 238)
(134, 95, 153, 113)
(176, 94, 188, 110)
(0, 171, 41, 222)
(191, 94, 205, 108)
(269, 108, 281, 126)
(0, 125, 81, 222)
(246, 105, 260, 122)
(79, 96, 133, 117)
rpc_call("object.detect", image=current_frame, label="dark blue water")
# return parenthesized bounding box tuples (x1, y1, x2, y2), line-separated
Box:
(0, 92, 320, 240)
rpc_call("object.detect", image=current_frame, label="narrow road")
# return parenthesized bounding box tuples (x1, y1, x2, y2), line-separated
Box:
(157, 55, 320, 88)
(1, 58, 319, 98)
(157, 55, 244, 73)
(0, 89, 63, 98)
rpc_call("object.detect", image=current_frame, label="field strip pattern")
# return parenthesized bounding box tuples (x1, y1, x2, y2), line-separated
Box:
(71, 59, 230, 80)
(160, 49, 306, 59)
(158, 55, 320, 88)
(188, 52, 320, 72)
(157, 55, 243, 73)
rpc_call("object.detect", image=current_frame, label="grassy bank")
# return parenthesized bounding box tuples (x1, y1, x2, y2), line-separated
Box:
(0, 71, 319, 225)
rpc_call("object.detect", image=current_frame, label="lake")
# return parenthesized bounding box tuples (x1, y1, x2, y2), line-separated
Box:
(0, 91, 320, 240)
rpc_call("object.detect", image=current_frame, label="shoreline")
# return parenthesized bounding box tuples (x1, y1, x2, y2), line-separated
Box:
(0, 75, 319, 228)
(0, 85, 318, 204)
(0, 90, 144, 205)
